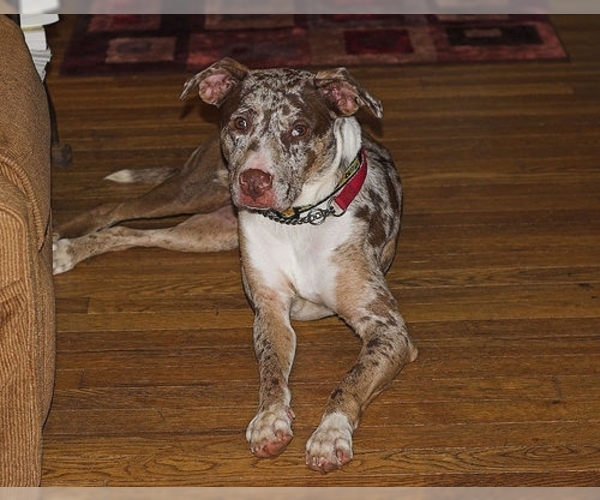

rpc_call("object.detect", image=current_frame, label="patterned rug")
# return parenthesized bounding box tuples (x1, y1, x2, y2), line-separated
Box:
(60, 14, 568, 76)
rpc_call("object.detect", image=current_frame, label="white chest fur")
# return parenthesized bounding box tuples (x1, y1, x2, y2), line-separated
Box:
(239, 211, 358, 309)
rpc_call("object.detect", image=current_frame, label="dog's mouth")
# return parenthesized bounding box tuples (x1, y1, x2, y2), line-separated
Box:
(233, 170, 297, 213)
(235, 196, 279, 211)
(233, 192, 296, 214)
(231, 184, 285, 211)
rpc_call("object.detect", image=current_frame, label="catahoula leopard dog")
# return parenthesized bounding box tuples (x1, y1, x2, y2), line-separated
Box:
(53, 57, 418, 473)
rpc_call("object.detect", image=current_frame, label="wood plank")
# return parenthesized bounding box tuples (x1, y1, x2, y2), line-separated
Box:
(53, 343, 600, 375)
(52, 318, 600, 352)
(44, 398, 599, 437)
(49, 373, 600, 411)
(42, 419, 600, 458)
(52, 353, 600, 389)
(52, 263, 600, 300)
(41, 444, 600, 486)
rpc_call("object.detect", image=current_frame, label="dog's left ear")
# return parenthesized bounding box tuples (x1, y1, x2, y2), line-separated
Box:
(315, 67, 384, 119)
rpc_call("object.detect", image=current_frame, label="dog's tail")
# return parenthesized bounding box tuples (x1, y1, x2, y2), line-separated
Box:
(104, 167, 179, 185)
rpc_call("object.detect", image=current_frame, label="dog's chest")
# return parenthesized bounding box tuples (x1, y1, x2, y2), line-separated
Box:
(240, 212, 357, 303)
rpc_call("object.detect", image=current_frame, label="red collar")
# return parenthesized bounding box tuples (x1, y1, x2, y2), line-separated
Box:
(332, 148, 368, 213)
(260, 148, 368, 226)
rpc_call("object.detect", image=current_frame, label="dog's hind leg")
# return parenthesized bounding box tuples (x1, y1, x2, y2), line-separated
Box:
(53, 205, 238, 274)
(55, 135, 229, 239)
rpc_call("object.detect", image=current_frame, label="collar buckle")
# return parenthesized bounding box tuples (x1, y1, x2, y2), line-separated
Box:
(305, 206, 334, 225)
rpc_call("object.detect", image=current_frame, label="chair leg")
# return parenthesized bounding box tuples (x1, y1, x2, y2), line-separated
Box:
(45, 82, 72, 168)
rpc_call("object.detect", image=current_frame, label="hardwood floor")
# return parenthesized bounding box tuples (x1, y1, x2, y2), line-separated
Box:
(43, 15, 600, 486)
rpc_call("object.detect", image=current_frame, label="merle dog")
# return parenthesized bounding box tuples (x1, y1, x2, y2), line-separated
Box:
(53, 58, 418, 473)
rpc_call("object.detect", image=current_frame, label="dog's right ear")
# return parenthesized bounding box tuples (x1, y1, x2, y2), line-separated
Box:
(180, 57, 249, 106)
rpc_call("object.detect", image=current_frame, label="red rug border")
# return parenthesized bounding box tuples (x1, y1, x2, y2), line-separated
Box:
(60, 14, 569, 77)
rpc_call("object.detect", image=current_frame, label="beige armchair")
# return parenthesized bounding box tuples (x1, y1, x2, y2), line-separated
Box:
(0, 14, 56, 486)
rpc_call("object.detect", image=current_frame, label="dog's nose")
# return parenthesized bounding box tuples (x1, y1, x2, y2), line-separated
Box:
(239, 169, 273, 200)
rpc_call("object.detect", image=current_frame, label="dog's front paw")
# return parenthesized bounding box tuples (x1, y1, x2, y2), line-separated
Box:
(246, 405, 295, 458)
(53, 238, 76, 275)
(306, 412, 354, 473)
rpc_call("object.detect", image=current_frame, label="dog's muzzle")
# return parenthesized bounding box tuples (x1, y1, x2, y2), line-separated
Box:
(255, 148, 368, 226)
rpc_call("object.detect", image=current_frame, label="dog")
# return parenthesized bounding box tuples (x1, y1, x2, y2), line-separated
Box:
(53, 57, 418, 473)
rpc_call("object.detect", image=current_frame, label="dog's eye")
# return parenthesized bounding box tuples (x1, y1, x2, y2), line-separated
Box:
(290, 123, 309, 138)
(232, 116, 249, 132)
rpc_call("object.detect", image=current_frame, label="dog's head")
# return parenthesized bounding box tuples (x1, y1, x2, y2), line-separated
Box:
(182, 57, 383, 213)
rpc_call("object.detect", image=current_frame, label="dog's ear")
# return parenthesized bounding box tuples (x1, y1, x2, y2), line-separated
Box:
(315, 67, 384, 119)
(180, 57, 249, 106)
